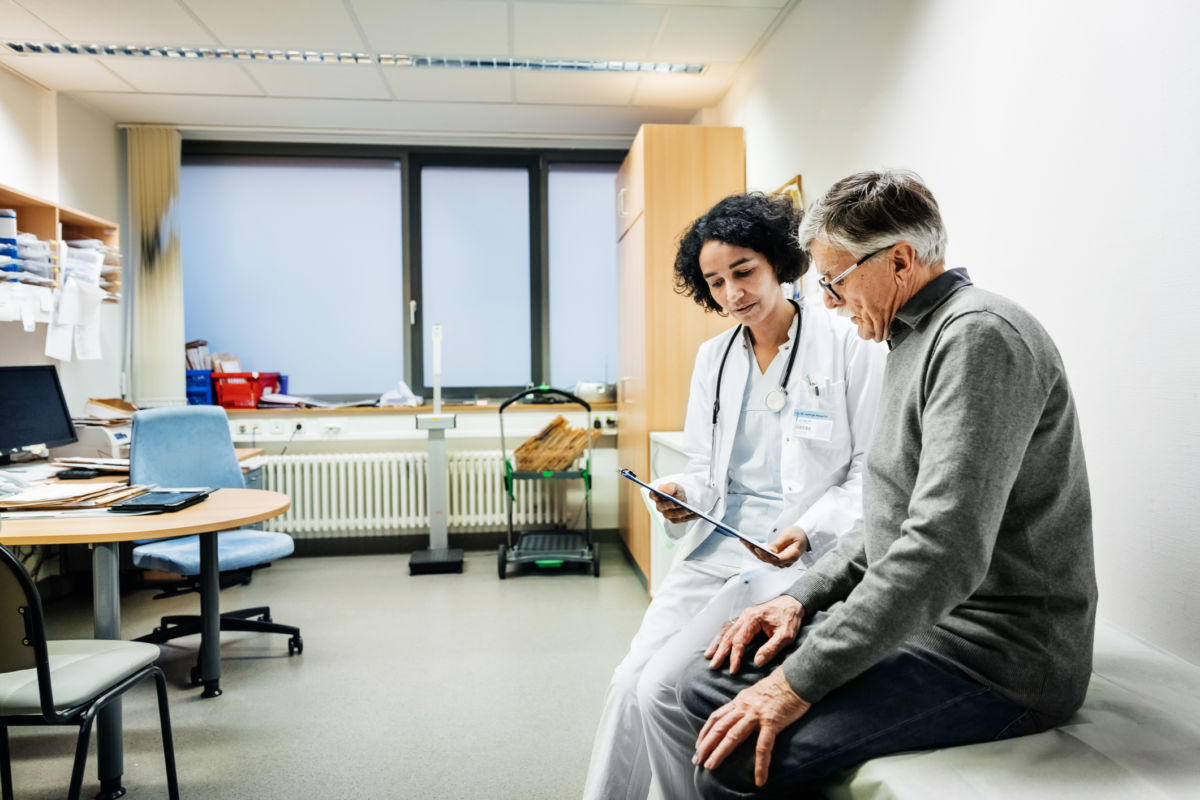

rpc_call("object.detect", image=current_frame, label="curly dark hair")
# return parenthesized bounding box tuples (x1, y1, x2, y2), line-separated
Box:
(673, 192, 808, 313)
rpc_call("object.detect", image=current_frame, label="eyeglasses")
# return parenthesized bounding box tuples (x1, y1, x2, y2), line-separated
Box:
(817, 244, 896, 302)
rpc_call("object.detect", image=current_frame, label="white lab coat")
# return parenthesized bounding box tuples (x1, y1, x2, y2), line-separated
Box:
(664, 296, 884, 582)
(583, 297, 885, 800)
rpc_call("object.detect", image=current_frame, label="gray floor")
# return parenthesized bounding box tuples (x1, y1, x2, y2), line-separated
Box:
(15, 546, 648, 799)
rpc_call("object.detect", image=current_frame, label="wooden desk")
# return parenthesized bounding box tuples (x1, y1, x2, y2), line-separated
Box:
(0, 488, 289, 798)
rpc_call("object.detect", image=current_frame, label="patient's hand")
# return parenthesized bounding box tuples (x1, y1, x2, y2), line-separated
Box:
(743, 525, 809, 567)
(705, 595, 805, 674)
(653, 482, 698, 524)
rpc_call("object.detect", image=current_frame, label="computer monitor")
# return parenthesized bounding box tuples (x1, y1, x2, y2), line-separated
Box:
(0, 365, 77, 464)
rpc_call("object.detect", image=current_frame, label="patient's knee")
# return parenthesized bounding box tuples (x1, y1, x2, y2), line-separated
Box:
(676, 656, 731, 730)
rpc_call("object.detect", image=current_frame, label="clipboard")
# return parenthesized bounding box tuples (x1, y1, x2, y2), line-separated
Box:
(618, 469, 781, 563)
(109, 488, 214, 513)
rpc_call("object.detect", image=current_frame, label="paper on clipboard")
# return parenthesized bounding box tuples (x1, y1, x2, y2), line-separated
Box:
(618, 469, 781, 562)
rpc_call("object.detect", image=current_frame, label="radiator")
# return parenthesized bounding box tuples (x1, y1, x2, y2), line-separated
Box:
(260, 451, 569, 537)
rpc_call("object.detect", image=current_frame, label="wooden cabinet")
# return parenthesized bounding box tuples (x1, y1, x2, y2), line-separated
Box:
(0, 183, 119, 250)
(615, 125, 745, 583)
(0, 182, 120, 327)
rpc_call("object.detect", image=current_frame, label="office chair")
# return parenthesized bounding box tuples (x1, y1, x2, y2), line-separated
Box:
(128, 406, 302, 685)
(0, 545, 179, 800)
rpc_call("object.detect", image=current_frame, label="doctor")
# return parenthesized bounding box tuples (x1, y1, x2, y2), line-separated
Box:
(583, 193, 883, 800)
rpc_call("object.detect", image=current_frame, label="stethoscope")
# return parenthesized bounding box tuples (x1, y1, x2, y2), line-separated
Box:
(708, 299, 802, 488)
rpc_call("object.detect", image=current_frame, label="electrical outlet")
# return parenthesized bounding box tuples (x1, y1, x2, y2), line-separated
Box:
(236, 423, 249, 435)
(322, 423, 342, 435)
(269, 421, 285, 435)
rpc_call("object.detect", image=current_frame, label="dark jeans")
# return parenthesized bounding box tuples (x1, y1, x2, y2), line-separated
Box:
(677, 636, 1045, 799)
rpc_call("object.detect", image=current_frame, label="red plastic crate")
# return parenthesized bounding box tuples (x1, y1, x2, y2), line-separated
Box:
(213, 372, 283, 409)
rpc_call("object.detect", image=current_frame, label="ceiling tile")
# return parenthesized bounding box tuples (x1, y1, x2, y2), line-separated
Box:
(15, 0, 218, 46)
(381, 67, 513, 103)
(632, 61, 738, 109)
(0, 54, 133, 91)
(650, 6, 781, 63)
(484, 0, 786, 6)
(513, 2, 665, 61)
(0, 0, 67, 40)
(99, 56, 262, 95)
(242, 61, 389, 100)
(63, 91, 692, 138)
(350, 0, 509, 55)
(513, 71, 638, 106)
(183, 0, 367, 51)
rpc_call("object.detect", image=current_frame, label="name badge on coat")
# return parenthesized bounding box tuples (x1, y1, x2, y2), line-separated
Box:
(792, 409, 834, 442)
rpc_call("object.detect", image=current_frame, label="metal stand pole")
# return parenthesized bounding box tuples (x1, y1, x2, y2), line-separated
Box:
(410, 324, 462, 574)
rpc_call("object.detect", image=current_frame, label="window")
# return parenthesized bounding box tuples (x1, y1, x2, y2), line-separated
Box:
(180, 144, 622, 401)
(180, 155, 404, 397)
(415, 162, 533, 391)
(547, 163, 619, 389)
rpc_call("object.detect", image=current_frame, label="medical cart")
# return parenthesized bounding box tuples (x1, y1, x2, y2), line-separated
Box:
(497, 386, 599, 579)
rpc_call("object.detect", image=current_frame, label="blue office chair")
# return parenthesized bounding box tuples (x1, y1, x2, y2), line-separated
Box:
(129, 406, 301, 686)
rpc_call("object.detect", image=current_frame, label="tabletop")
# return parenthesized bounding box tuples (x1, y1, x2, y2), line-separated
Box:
(0, 488, 290, 545)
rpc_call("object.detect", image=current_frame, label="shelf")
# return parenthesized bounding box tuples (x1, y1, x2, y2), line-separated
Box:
(511, 470, 588, 480)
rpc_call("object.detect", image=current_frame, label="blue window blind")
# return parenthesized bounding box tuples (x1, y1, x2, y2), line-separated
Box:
(547, 163, 619, 389)
(180, 156, 404, 397)
(419, 166, 531, 389)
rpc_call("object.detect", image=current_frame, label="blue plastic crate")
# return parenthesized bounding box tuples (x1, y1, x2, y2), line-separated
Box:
(185, 369, 213, 405)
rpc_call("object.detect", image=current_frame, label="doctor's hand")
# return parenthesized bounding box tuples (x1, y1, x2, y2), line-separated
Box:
(743, 525, 809, 567)
(652, 482, 699, 524)
(705, 595, 804, 674)
(693, 668, 812, 787)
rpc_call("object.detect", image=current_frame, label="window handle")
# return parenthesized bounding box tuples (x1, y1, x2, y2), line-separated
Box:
(409, 299, 417, 326)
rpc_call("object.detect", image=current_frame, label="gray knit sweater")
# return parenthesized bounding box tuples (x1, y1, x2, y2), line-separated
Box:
(782, 269, 1096, 723)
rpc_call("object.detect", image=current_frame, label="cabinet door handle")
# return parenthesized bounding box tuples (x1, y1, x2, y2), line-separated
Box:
(617, 188, 629, 216)
(409, 299, 417, 326)
(619, 376, 632, 403)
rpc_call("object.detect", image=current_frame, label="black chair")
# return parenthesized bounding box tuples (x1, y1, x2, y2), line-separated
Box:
(0, 545, 179, 800)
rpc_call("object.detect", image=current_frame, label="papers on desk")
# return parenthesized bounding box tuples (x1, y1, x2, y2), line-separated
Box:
(0, 482, 148, 511)
(50, 457, 130, 473)
(85, 397, 136, 420)
(0, 481, 122, 506)
(0, 507, 157, 519)
(1, 463, 62, 482)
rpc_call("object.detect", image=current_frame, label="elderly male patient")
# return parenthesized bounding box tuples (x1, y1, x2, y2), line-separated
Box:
(649, 169, 1097, 798)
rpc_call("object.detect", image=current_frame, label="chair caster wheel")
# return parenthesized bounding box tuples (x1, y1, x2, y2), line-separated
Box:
(288, 635, 303, 656)
(190, 665, 202, 686)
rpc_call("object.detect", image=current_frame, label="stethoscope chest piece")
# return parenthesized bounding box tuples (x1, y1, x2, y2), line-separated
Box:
(764, 388, 788, 412)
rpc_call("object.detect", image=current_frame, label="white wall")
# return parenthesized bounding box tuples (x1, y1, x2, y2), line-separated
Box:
(0, 66, 57, 199)
(702, 0, 1200, 662)
(0, 69, 125, 414)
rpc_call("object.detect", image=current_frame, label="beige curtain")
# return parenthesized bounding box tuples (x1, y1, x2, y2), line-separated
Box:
(127, 127, 185, 407)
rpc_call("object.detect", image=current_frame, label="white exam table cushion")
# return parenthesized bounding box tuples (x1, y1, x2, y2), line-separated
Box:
(825, 620, 1200, 799)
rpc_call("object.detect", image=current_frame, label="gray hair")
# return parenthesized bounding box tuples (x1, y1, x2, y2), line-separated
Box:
(797, 169, 947, 266)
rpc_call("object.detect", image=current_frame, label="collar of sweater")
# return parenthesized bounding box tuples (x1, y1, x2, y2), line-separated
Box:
(888, 267, 973, 349)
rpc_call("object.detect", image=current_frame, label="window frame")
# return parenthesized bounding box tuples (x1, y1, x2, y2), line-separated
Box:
(181, 141, 623, 402)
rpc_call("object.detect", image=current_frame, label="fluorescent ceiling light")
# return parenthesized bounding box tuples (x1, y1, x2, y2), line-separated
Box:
(2, 41, 705, 74)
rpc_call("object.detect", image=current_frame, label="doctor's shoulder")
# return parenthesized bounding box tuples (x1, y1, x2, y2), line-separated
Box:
(695, 323, 743, 358)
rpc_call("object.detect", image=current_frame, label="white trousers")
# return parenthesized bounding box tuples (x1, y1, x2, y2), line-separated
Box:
(583, 560, 800, 800)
